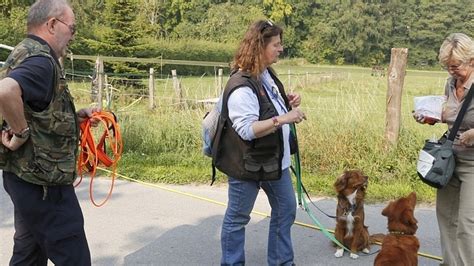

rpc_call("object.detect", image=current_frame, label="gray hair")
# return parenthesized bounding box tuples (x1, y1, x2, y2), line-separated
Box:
(438, 33, 474, 66)
(27, 0, 71, 30)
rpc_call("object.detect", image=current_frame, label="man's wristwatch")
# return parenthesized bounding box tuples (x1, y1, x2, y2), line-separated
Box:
(14, 127, 30, 139)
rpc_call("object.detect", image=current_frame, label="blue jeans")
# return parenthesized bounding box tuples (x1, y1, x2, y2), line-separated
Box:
(221, 168, 296, 266)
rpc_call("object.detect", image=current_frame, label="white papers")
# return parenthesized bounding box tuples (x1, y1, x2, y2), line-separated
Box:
(414, 95, 446, 121)
(417, 149, 435, 177)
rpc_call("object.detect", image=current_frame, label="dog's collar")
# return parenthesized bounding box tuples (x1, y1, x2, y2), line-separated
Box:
(338, 203, 357, 216)
(347, 203, 356, 214)
(338, 189, 360, 216)
(389, 230, 414, 236)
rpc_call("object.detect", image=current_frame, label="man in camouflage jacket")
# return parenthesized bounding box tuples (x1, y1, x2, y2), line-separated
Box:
(0, 1, 98, 265)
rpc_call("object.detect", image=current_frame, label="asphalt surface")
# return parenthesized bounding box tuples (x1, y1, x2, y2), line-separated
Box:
(1, 172, 442, 265)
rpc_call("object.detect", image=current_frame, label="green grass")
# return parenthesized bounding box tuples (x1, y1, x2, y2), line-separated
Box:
(69, 62, 450, 204)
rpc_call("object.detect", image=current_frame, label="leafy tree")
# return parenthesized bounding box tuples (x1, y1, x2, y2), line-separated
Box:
(4, 0, 474, 71)
(172, 2, 265, 43)
(262, 0, 292, 22)
(77, 0, 142, 73)
(0, 5, 29, 60)
(134, 0, 174, 39)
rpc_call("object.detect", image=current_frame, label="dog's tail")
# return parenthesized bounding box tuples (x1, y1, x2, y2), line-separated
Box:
(369, 233, 385, 245)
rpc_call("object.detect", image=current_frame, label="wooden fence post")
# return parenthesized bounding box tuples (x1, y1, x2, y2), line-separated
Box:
(97, 57, 104, 109)
(217, 68, 223, 95)
(385, 48, 408, 148)
(171, 69, 182, 106)
(149, 68, 156, 109)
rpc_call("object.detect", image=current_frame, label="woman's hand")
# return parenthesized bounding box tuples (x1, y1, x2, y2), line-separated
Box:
(287, 93, 301, 108)
(282, 107, 306, 124)
(412, 111, 438, 125)
(459, 129, 474, 146)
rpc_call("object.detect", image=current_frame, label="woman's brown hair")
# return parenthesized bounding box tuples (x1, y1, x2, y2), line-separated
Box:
(231, 20, 283, 78)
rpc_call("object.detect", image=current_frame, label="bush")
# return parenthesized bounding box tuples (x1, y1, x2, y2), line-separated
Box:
(133, 38, 237, 75)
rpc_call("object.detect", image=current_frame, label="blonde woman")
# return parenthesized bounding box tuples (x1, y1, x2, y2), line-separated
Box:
(416, 33, 474, 265)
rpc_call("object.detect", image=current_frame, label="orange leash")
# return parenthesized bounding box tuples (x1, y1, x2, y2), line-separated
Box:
(76, 111, 123, 207)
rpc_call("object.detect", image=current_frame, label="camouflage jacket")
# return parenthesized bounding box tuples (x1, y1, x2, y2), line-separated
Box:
(0, 37, 79, 186)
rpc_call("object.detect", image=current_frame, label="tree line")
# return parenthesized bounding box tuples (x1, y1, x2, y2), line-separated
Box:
(1, 0, 473, 74)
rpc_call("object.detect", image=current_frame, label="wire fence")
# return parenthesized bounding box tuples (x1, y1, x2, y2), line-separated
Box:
(66, 68, 429, 120)
(65, 68, 352, 108)
(64, 52, 448, 132)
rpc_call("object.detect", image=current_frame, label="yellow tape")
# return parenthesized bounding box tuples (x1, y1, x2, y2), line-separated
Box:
(97, 167, 443, 262)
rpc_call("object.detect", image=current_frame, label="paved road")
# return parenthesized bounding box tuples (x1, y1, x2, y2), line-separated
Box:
(1, 173, 442, 265)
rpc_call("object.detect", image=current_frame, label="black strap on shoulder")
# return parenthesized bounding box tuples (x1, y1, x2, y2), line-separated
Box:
(448, 83, 474, 141)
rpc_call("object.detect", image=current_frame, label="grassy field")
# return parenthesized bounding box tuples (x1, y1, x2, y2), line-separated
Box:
(70, 62, 450, 203)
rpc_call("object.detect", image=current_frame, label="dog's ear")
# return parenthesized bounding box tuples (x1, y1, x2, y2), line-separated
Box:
(334, 173, 347, 193)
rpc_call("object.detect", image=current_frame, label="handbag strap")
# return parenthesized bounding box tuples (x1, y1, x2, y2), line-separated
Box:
(448, 83, 474, 141)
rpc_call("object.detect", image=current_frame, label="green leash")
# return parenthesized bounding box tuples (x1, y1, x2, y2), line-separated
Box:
(290, 124, 351, 252)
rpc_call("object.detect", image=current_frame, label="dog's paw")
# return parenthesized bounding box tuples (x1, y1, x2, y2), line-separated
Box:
(334, 248, 344, 258)
(362, 248, 370, 254)
(350, 253, 359, 259)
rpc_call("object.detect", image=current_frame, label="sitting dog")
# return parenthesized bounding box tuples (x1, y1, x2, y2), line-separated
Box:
(374, 192, 419, 266)
(334, 170, 370, 259)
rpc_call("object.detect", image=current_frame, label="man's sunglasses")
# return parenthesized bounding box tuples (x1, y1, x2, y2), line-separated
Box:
(55, 17, 76, 35)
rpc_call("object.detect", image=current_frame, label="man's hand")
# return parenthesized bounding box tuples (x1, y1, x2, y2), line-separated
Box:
(1, 129, 28, 151)
(77, 107, 101, 126)
(459, 129, 474, 146)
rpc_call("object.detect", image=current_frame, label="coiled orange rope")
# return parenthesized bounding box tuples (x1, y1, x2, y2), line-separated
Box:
(76, 111, 123, 207)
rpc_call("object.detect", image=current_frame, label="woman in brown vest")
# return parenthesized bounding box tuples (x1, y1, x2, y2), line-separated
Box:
(219, 20, 306, 266)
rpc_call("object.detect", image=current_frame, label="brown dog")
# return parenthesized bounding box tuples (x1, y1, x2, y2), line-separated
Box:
(374, 192, 419, 266)
(334, 170, 370, 259)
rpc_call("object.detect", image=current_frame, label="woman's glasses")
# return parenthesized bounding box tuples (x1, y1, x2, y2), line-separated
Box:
(443, 62, 466, 71)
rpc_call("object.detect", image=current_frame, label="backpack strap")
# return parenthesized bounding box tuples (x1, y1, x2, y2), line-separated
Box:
(211, 164, 217, 185)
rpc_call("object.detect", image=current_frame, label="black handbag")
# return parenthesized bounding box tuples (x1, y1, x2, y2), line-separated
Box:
(417, 84, 474, 189)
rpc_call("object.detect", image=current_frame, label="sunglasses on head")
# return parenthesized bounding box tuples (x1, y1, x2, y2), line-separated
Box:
(261, 20, 274, 33)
